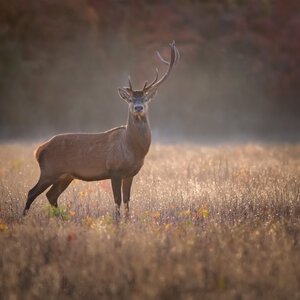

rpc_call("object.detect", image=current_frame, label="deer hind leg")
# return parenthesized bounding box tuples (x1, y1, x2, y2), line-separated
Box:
(111, 177, 122, 220)
(46, 176, 73, 208)
(23, 176, 53, 215)
(122, 177, 133, 220)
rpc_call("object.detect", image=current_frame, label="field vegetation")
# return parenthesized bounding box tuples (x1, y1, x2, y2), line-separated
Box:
(0, 142, 299, 299)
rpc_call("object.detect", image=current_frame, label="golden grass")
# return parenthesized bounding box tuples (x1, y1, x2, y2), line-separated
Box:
(0, 142, 300, 299)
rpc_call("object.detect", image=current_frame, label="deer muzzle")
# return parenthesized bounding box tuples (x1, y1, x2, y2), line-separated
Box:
(134, 104, 144, 113)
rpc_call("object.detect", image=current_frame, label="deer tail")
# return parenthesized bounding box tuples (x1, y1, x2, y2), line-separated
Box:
(34, 143, 47, 161)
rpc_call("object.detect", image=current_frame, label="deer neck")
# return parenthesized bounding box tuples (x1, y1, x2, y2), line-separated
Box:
(125, 110, 151, 158)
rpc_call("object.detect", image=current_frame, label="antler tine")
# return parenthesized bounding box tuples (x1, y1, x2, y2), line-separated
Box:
(156, 40, 178, 66)
(156, 51, 170, 65)
(144, 41, 178, 92)
(170, 40, 180, 66)
(128, 75, 133, 91)
(143, 68, 159, 91)
(174, 45, 180, 64)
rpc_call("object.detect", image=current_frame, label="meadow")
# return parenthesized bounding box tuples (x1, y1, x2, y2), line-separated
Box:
(0, 142, 299, 299)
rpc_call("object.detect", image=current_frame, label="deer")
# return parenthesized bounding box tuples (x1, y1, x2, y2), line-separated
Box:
(23, 41, 179, 218)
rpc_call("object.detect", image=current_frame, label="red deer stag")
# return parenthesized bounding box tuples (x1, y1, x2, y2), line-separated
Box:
(23, 41, 179, 218)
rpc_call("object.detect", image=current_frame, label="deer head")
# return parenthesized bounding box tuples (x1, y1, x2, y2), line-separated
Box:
(118, 41, 180, 116)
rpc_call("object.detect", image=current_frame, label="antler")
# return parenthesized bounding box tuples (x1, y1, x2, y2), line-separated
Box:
(143, 41, 180, 92)
(128, 76, 133, 91)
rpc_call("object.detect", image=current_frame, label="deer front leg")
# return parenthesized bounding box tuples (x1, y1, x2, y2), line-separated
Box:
(122, 177, 133, 219)
(111, 177, 122, 220)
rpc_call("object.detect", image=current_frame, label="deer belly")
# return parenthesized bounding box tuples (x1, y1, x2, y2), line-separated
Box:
(72, 169, 110, 182)
(68, 160, 110, 181)
(107, 159, 144, 178)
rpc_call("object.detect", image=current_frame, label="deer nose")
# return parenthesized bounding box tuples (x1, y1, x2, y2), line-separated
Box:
(134, 105, 144, 113)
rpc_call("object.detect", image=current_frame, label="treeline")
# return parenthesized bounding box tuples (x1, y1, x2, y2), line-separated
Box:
(0, 0, 299, 140)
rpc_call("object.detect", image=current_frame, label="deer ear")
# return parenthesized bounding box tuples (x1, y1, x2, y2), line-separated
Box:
(145, 88, 157, 102)
(118, 87, 131, 102)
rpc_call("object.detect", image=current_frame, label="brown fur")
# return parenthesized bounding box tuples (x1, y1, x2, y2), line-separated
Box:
(34, 142, 48, 161)
(23, 111, 151, 217)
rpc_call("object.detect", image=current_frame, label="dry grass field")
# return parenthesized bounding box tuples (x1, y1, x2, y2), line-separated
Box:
(0, 142, 299, 299)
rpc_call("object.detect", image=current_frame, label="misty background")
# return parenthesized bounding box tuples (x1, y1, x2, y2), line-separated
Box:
(0, 0, 299, 143)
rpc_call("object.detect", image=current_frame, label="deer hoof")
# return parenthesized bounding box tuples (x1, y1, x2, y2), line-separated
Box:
(124, 208, 130, 221)
(113, 208, 121, 222)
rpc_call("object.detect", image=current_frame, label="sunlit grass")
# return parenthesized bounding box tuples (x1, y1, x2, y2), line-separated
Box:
(0, 143, 300, 299)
